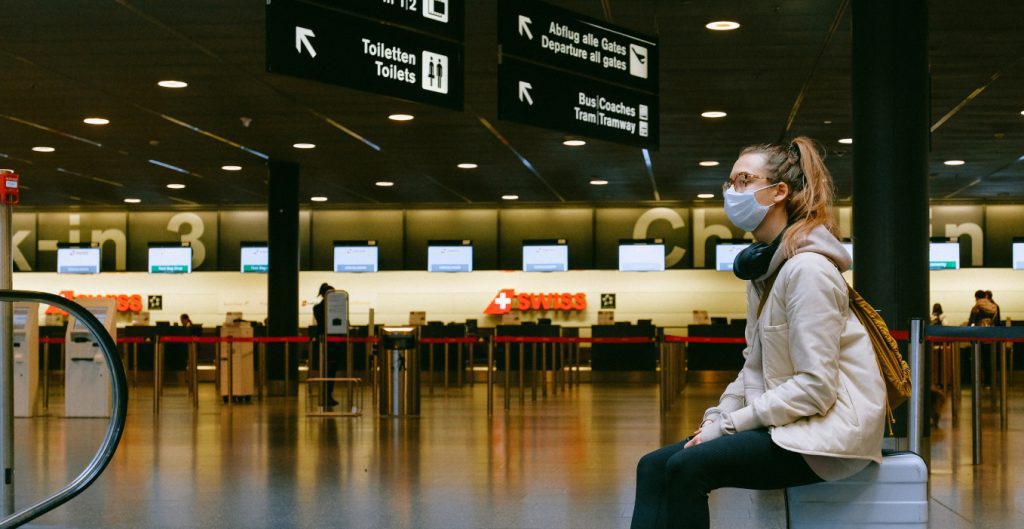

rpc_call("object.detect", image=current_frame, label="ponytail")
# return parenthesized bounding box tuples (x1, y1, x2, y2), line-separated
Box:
(739, 136, 837, 256)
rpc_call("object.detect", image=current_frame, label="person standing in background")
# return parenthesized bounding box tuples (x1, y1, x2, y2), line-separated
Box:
(968, 290, 997, 327)
(930, 304, 945, 326)
(984, 291, 1002, 326)
(312, 283, 340, 406)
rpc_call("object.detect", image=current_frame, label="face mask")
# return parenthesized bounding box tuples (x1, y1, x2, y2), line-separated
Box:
(723, 183, 779, 232)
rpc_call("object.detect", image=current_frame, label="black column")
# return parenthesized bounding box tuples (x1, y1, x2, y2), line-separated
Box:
(851, 0, 929, 437)
(267, 161, 300, 396)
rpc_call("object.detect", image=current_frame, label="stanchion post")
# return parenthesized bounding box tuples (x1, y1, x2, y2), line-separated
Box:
(531, 343, 538, 401)
(42, 342, 50, 412)
(972, 341, 982, 465)
(1000, 341, 1008, 431)
(227, 339, 235, 405)
(444, 342, 450, 393)
(190, 340, 198, 409)
(519, 342, 526, 405)
(428, 343, 435, 396)
(908, 318, 924, 455)
(486, 338, 494, 416)
(258, 342, 265, 401)
(504, 339, 511, 411)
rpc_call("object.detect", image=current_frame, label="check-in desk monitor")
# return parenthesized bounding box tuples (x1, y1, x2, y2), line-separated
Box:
(618, 239, 665, 272)
(428, 240, 472, 272)
(334, 240, 379, 272)
(13, 303, 39, 417)
(1013, 239, 1024, 270)
(523, 239, 568, 272)
(929, 242, 960, 270)
(240, 242, 268, 273)
(148, 243, 192, 274)
(65, 298, 116, 417)
(57, 246, 100, 274)
(714, 242, 750, 272)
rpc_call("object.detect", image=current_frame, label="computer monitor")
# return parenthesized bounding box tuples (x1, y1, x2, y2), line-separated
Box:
(618, 239, 665, 272)
(57, 245, 101, 274)
(522, 239, 568, 272)
(72, 307, 109, 332)
(714, 242, 750, 272)
(929, 242, 960, 270)
(148, 243, 192, 274)
(240, 242, 269, 273)
(333, 240, 379, 273)
(1013, 238, 1024, 270)
(427, 240, 473, 272)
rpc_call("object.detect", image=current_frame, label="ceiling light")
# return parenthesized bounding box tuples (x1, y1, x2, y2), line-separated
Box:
(838, 138, 853, 144)
(697, 193, 715, 199)
(823, 120, 833, 124)
(501, 194, 520, 201)
(563, 139, 586, 147)
(375, 181, 394, 187)
(705, 21, 741, 31)
(221, 165, 242, 171)
(388, 114, 415, 122)
(698, 160, 719, 167)
(310, 196, 328, 202)
(166, 183, 186, 190)
(157, 80, 188, 88)
(83, 117, 110, 125)
(590, 179, 609, 186)
(32, 146, 55, 153)
(123, 198, 141, 204)
(700, 111, 727, 119)
(1020, 110, 1024, 116)
(457, 163, 478, 170)
(292, 143, 316, 149)
(944, 159, 965, 166)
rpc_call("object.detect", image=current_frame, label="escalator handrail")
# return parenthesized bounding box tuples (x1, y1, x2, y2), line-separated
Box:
(0, 290, 128, 528)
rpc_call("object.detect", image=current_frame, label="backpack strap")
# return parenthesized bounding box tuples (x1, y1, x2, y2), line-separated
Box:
(756, 264, 784, 319)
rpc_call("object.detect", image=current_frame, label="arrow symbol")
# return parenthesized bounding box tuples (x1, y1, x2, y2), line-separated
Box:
(518, 81, 534, 105)
(518, 15, 533, 40)
(295, 26, 317, 58)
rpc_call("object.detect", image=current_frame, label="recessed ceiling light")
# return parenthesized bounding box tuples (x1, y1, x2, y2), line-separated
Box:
(705, 21, 741, 31)
(310, 196, 328, 202)
(501, 194, 520, 201)
(944, 159, 965, 166)
(221, 165, 242, 171)
(697, 193, 715, 199)
(32, 146, 55, 153)
(166, 183, 186, 190)
(838, 138, 853, 144)
(701, 111, 727, 119)
(375, 181, 395, 187)
(590, 179, 609, 186)
(698, 160, 719, 167)
(1020, 110, 1024, 116)
(83, 117, 110, 125)
(563, 139, 587, 147)
(388, 114, 415, 122)
(823, 120, 833, 124)
(157, 80, 188, 88)
(124, 198, 141, 204)
(292, 143, 316, 149)
(457, 163, 478, 169)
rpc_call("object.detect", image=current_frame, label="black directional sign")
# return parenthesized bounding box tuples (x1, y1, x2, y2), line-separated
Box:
(267, 0, 464, 110)
(497, 0, 659, 149)
(499, 57, 658, 149)
(318, 0, 465, 41)
(499, 0, 658, 93)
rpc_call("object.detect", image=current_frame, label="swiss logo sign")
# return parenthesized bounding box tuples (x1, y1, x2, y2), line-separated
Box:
(484, 289, 587, 315)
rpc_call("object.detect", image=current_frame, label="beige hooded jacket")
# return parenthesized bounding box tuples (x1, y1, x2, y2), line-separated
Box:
(704, 225, 887, 470)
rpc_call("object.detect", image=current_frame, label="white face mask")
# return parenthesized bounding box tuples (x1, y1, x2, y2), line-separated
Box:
(724, 183, 779, 232)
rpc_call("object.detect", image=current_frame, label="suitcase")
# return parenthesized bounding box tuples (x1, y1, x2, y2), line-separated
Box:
(786, 452, 928, 529)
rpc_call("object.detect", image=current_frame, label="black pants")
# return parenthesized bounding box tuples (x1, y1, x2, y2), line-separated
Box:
(630, 429, 822, 529)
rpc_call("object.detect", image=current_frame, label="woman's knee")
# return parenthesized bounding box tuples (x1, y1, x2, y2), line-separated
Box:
(636, 450, 664, 479)
(664, 449, 708, 488)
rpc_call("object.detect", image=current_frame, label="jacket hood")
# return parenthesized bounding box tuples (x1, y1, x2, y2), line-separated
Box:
(759, 225, 849, 281)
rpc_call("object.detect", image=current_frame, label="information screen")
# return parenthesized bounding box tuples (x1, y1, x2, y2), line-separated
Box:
(57, 247, 100, 274)
(1013, 242, 1024, 270)
(929, 242, 960, 270)
(334, 245, 379, 272)
(72, 307, 109, 332)
(618, 243, 665, 272)
(240, 245, 269, 273)
(428, 245, 473, 272)
(523, 243, 568, 272)
(148, 246, 192, 274)
(714, 243, 750, 272)
(12, 308, 28, 328)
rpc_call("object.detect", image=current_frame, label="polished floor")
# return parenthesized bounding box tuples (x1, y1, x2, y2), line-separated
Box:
(12, 374, 1024, 528)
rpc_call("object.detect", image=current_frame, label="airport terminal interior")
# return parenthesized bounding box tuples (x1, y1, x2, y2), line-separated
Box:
(1, 1, 1024, 528)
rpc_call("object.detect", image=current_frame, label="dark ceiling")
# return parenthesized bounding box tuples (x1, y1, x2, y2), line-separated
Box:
(0, 0, 1022, 208)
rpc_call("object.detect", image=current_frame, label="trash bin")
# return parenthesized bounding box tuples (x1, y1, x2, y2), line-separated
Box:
(379, 326, 420, 417)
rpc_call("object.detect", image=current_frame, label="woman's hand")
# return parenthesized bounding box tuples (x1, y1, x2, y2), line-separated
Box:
(684, 419, 714, 449)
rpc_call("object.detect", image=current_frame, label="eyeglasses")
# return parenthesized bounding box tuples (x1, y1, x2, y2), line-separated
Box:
(723, 172, 769, 193)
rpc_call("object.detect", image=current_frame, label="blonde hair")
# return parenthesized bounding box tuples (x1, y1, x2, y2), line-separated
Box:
(740, 136, 837, 256)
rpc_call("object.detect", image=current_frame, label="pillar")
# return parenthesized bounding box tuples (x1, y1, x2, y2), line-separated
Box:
(267, 161, 300, 396)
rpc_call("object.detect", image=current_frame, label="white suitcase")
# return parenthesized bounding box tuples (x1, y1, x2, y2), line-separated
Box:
(786, 452, 928, 529)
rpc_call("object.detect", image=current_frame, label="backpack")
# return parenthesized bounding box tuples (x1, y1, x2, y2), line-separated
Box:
(758, 265, 911, 436)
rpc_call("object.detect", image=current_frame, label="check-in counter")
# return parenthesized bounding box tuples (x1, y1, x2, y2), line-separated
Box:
(686, 323, 746, 381)
(591, 322, 657, 371)
(494, 323, 560, 371)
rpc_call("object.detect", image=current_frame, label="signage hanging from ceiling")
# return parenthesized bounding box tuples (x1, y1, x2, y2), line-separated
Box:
(497, 0, 659, 149)
(326, 0, 465, 41)
(266, 0, 465, 110)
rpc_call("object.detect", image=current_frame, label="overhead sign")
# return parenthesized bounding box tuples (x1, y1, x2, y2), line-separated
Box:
(499, 57, 658, 149)
(499, 0, 658, 93)
(484, 289, 587, 315)
(322, 0, 465, 41)
(266, 0, 464, 110)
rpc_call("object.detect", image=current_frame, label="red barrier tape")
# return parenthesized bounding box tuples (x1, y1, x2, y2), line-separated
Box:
(420, 337, 479, 345)
(492, 336, 654, 344)
(326, 336, 379, 344)
(663, 335, 747, 344)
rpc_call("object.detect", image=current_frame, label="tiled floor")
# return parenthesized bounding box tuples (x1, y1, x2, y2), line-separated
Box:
(13, 375, 1024, 528)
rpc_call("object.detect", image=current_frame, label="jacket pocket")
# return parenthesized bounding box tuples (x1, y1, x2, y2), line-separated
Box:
(760, 322, 793, 382)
